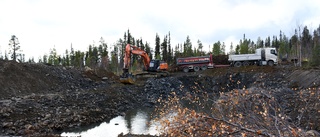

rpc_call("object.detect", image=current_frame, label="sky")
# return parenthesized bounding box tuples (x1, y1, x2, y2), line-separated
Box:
(1, 0, 320, 60)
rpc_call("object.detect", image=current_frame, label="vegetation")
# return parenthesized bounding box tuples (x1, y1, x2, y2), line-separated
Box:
(1, 24, 320, 72)
(155, 88, 320, 136)
(8, 35, 24, 62)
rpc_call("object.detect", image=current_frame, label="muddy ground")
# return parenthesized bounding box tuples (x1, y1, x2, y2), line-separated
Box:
(0, 60, 319, 136)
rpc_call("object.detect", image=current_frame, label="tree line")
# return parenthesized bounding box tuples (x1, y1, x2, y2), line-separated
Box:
(1, 24, 320, 73)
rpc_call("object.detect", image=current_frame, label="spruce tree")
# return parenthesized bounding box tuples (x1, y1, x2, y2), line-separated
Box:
(161, 35, 168, 61)
(8, 35, 22, 61)
(212, 41, 221, 56)
(155, 33, 161, 59)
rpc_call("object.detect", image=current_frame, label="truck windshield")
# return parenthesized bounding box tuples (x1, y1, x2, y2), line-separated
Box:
(271, 49, 277, 56)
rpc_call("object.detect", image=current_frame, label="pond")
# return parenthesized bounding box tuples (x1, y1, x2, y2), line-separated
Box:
(61, 108, 161, 137)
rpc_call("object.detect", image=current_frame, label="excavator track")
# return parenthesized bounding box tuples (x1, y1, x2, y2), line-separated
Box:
(135, 71, 169, 78)
(120, 71, 169, 84)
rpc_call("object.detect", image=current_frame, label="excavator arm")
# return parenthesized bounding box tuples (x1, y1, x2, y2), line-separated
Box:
(123, 43, 131, 70)
(122, 44, 151, 71)
(120, 44, 134, 84)
(131, 46, 151, 71)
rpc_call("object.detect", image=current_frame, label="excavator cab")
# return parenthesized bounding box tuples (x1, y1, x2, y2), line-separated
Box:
(148, 60, 168, 72)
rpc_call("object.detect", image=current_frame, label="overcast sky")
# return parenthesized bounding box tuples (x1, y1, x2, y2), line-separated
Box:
(1, 0, 320, 60)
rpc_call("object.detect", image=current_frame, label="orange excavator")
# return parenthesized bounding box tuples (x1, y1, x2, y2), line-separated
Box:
(120, 44, 169, 84)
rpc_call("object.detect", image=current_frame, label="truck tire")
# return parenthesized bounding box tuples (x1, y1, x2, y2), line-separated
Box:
(267, 60, 274, 66)
(234, 61, 242, 67)
(194, 66, 200, 72)
(183, 67, 189, 72)
(201, 65, 207, 70)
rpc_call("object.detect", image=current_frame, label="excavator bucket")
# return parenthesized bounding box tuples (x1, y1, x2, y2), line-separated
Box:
(120, 72, 136, 84)
(120, 76, 135, 84)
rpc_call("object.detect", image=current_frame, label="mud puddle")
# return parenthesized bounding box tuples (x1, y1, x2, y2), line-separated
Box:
(61, 108, 160, 137)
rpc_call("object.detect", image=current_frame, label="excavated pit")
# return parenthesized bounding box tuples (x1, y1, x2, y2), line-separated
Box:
(0, 61, 319, 136)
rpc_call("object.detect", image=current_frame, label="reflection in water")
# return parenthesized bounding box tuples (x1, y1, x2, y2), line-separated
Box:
(61, 109, 160, 137)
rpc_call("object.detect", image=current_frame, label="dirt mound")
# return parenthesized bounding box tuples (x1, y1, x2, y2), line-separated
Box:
(82, 66, 119, 82)
(286, 69, 320, 89)
(0, 61, 99, 99)
(0, 60, 141, 136)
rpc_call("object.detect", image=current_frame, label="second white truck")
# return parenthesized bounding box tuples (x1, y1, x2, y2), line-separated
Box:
(228, 47, 278, 67)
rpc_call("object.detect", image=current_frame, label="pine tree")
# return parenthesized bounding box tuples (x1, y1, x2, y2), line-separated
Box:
(311, 26, 320, 66)
(265, 36, 271, 47)
(212, 41, 221, 55)
(28, 57, 35, 63)
(155, 33, 161, 59)
(70, 44, 75, 66)
(145, 41, 152, 60)
(197, 40, 203, 56)
(92, 46, 99, 69)
(248, 41, 255, 54)
(278, 31, 290, 61)
(229, 42, 234, 54)
(161, 35, 168, 61)
(239, 34, 249, 54)
(256, 37, 263, 48)
(43, 54, 48, 64)
(48, 47, 59, 65)
(99, 37, 108, 70)
(167, 32, 172, 64)
(290, 29, 299, 65)
(140, 38, 145, 50)
(235, 45, 240, 54)
(8, 35, 22, 61)
(173, 44, 180, 63)
(65, 49, 70, 66)
(301, 26, 312, 60)
(118, 38, 125, 69)
(184, 36, 193, 56)
(221, 42, 226, 55)
(127, 29, 131, 44)
(110, 45, 119, 73)
(86, 45, 93, 67)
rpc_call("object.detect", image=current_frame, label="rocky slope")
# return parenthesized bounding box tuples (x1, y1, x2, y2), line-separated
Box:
(0, 60, 319, 136)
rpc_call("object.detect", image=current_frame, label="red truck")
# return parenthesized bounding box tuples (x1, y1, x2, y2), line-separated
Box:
(176, 54, 229, 72)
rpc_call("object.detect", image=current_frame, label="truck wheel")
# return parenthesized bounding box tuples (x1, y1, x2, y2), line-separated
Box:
(267, 60, 274, 66)
(194, 66, 200, 72)
(183, 67, 189, 73)
(201, 65, 207, 70)
(234, 62, 242, 67)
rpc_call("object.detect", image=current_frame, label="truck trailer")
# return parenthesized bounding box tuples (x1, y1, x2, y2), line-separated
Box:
(176, 54, 229, 72)
(228, 47, 278, 67)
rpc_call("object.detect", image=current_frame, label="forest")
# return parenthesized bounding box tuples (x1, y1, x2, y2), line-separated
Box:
(3, 24, 320, 74)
